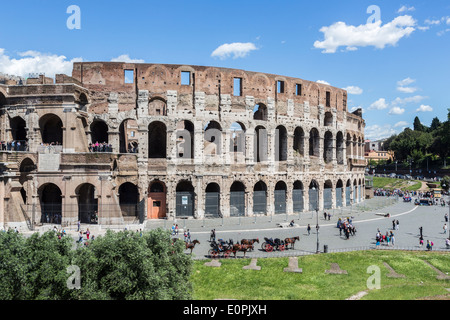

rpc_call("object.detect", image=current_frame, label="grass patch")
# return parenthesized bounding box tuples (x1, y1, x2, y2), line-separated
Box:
(372, 177, 422, 191)
(191, 251, 450, 300)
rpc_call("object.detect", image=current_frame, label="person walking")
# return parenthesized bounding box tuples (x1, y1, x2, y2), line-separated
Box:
(307, 224, 311, 236)
(77, 220, 81, 232)
(443, 224, 448, 234)
(187, 229, 191, 242)
(396, 220, 399, 230)
(445, 213, 448, 223)
(419, 226, 423, 238)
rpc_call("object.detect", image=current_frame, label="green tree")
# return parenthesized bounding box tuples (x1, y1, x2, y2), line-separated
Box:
(71, 229, 193, 300)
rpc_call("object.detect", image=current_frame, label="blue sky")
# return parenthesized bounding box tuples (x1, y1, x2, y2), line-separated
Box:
(0, 0, 449, 141)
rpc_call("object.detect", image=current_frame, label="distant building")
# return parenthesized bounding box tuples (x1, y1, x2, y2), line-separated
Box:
(365, 149, 394, 162)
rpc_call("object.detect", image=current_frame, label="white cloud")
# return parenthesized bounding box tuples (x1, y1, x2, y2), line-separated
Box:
(389, 106, 405, 115)
(397, 86, 418, 93)
(316, 80, 330, 85)
(110, 54, 145, 63)
(391, 95, 427, 105)
(425, 19, 441, 25)
(343, 86, 363, 95)
(0, 48, 82, 78)
(364, 124, 397, 141)
(416, 104, 433, 112)
(396, 77, 418, 93)
(314, 15, 416, 53)
(211, 42, 258, 60)
(394, 121, 409, 128)
(397, 77, 415, 86)
(437, 28, 450, 36)
(397, 6, 415, 13)
(368, 98, 388, 110)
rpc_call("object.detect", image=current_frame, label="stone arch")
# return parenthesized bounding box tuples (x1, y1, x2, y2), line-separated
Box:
(118, 182, 139, 218)
(229, 122, 246, 155)
(309, 128, 320, 157)
(336, 179, 344, 208)
(254, 125, 268, 162)
(323, 130, 333, 163)
(148, 180, 166, 219)
(90, 119, 109, 145)
(253, 180, 268, 214)
(324, 111, 333, 126)
(176, 120, 194, 159)
(76, 183, 98, 224)
(38, 183, 62, 224)
(253, 103, 268, 121)
(274, 180, 287, 214)
(275, 125, 287, 161)
(148, 121, 167, 158)
(309, 179, 319, 211)
(148, 97, 167, 116)
(293, 180, 304, 213)
(176, 180, 195, 217)
(119, 118, 138, 153)
(323, 179, 333, 209)
(9, 116, 27, 143)
(230, 181, 246, 217)
(293, 127, 305, 157)
(204, 120, 222, 156)
(205, 182, 220, 217)
(336, 131, 344, 164)
(39, 113, 63, 145)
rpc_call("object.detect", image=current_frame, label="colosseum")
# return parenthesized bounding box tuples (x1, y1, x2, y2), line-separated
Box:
(0, 62, 366, 230)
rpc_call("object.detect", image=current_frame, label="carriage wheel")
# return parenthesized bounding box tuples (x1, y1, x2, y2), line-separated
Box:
(224, 250, 231, 259)
(261, 242, 267, 251)
(278, 244, 285, 251)
(266, 244, 273, 252)
(208, 249, 217, 258)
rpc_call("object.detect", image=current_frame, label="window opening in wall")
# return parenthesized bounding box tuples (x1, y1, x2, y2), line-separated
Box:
(124, 70, 134, 84)
(326, 91, 331, 107)
(181, 71, 191, 85)
(277, 80, 285, 93)
(296, 84, 302, 96)
(233, 78, 242, 96)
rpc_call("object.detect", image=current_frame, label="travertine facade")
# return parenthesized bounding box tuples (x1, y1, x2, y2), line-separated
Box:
(0, 62, 366, 229)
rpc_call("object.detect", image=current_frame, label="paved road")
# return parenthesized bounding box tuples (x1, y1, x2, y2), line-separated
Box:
(21, 196, 450, 259)
(171, 196, 450, 259)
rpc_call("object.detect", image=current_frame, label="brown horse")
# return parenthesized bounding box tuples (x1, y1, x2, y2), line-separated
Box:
(240, 238, 259, 251)
(231, 244, 253, 258)
(185, 239, 200, 254)
(284, 236, 300, 249)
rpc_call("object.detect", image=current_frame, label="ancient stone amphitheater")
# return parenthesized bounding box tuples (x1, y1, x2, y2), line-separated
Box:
(0, 62, 366, 229)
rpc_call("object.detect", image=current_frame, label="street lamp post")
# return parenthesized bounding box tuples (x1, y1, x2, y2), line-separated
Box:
(316, 208, 320, 253)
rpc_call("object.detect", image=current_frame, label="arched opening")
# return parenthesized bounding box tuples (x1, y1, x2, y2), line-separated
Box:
(148, 180, 166, 219)
(336, 179, 343, 208)
(0, 92, 6, 108)
(352, 135, 357, 158)
(119, 119, 138, 153)
(253, 181, 267, 214)
(205, 183, 220, 217)
(353, 179, 358, 203)
(119, 182, 139, 218)
(324, 111, 333, 126)
(39, 183, 62, 224)
(148, 97, 167, 116)
(230, 122, 246, 162)
(346, 133, 352, 158)
(358, 178, 363, 202)
(293, 127, 305, 157)
(309, 128, 320, 157)
(293, 181, 304, 213)
(176, 120, 194, 159)
(148, 121, 167, 158)
(230, 181, 245, 217)
(19, 158, 35, 173)
(77, 183, 98, 224)
(90, 120, 109, 151)
(275, 125, 287, 161)
(10, 116, 27, 150)
(274, 181, 287, 214)
(204, 121, 222, 156)
(323, 180, 333, 209)
(336, 132, 344, 164)
(176, 180, 195, 217)
(323, 131, 333, 163)
(309, 180, 319, 211)
(254, 125, 267, 162)
(346, 179, 352, 206)
(78, 93, 89, 111)
(39, 114, 63, 145)
(253, 103, 268, 121)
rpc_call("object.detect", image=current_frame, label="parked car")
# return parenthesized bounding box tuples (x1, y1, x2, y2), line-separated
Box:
(405, 174, 412, 180)
(403, 196, 412, 202)
(389, 173, 396, 178)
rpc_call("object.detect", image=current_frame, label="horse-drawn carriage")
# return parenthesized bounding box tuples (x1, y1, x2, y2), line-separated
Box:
(261, 237, 286, 252)
(208, 239, 234, 258)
